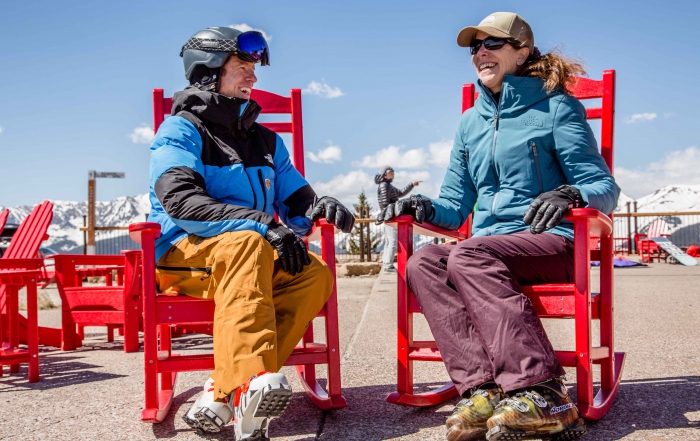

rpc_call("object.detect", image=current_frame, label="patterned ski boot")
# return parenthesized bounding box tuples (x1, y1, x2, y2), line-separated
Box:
(486, 377, 586, 440)
(182, 377, 234, 433)
(446, 381, 505, 441)
(233, 371, 293, 441)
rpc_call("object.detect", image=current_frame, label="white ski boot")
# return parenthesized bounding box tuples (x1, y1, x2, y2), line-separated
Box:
(183, 377, 234, 433)
(233, 372, 293, 441)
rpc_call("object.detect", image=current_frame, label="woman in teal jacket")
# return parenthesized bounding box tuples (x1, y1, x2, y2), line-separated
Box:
(377, 12, 619, 441)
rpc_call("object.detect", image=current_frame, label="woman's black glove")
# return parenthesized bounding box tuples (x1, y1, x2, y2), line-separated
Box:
(523, 185, 587, 234)
(265, 224, 311, 275)
(307, 196, 355, 233)
(376, 195, 433, 224)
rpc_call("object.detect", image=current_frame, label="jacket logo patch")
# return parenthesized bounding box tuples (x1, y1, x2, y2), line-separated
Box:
(264, 154, 274, 165)
(265, 178, 271, 190)
(521, 115, 544, 127)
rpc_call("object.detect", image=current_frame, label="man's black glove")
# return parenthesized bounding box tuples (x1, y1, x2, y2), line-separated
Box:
(377, 195, 434, 224)
(307, 196, 355, 233)
(265, 224, 311, 276)
(523, 185, 587, 234)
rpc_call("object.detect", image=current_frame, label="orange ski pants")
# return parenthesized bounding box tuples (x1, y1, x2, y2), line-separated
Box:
(156, 230, 333, 400)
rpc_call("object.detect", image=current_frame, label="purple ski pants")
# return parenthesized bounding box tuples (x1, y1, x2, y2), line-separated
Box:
(405, 230, 571, 396)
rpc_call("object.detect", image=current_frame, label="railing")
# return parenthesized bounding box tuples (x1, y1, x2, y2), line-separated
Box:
(83, 211, 700, 259)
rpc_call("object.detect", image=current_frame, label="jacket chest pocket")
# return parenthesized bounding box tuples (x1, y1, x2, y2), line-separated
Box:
(256, 168, 276, 214)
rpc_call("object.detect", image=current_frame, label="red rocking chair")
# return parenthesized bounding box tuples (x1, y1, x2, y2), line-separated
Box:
(133, 87, 345, 423)
(386, 70, 625, 421)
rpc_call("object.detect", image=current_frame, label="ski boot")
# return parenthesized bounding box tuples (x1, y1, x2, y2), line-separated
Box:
(183, 377, 234, 433)
(233, 371, 293, 441)
(446, 381, 505, 441)
(486, 377, 586, 440)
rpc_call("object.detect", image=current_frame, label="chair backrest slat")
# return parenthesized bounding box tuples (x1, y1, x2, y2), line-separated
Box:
(153, 88, 306, 176)
(0, 209, 9, 235)
(3, 201, 54, 260)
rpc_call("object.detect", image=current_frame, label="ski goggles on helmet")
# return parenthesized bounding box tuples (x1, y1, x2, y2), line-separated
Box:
(469, 36, 520, 55)
(180, 31, 270, 66)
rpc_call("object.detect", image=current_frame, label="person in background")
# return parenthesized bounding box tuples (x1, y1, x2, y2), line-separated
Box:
(374, 166, 420, 273)
(149, 26, 354, 440)
(377, 11, 619, 441)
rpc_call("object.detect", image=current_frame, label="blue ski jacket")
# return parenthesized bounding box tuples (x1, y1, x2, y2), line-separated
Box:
(148, 87, 316, 261)
(426, 75, 620, 240)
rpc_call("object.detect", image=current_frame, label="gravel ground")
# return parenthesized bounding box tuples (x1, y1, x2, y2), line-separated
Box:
(1, 260, 699, 440)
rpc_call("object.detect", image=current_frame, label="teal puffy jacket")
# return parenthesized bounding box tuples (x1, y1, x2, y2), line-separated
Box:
(427, 75, 620, 240)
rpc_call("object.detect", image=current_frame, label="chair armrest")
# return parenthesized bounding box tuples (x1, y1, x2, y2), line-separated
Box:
(385, 215, 468, 241)
(304, 219, 337, 242)
(0, 258, 45, 270)
(129, 222, 162, 245)
(50, 254, 125, 266)
(565, 208, 613, 238)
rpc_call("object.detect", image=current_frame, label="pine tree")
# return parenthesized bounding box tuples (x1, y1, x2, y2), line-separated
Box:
(347, 190, 381, 259)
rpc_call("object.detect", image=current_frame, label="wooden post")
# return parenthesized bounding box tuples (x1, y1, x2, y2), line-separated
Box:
(626, 202, 632, 255)
(633, 201, 638, 254)
(87, 171, 96, 255)
(366, 208, 371, 261)
(82, 215, 87, 255)
(359, 212, 365, 263)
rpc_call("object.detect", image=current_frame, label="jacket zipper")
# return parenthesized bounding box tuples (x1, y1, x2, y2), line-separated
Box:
(156, 265, 212, 281)
(490, 94, 501, 217)
(531, 141, 543, 194)
(257, 169, 268, 213)
(245, 171, 258, 210)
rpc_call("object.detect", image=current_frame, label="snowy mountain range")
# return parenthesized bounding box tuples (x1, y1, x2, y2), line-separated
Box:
(2, 185, 700, 253)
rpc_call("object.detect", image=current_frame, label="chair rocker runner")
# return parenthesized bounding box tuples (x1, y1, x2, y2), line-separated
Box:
(386, 70, 625, 421)
(135, 87, 345, 423)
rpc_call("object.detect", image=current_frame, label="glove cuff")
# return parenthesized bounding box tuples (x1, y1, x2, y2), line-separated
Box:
(555, 185, 587, 208)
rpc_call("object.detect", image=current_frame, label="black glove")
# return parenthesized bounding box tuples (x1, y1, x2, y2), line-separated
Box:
(307, 196, 355, 233)
(378, 195, 433, 224)
(523, 185, 587, 234)
(264, 224, 311, 275)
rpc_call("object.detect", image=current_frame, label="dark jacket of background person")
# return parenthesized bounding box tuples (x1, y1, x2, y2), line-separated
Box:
(374, 174, 415, 210)
(148, 87, 316, 261)
(426, 75, 619, 240)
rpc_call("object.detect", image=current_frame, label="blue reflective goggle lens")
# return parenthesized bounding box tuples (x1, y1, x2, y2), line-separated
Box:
(237, 31, 269, 65)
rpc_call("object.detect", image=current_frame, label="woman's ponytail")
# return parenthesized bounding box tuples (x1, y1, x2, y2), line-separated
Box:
(518, 46, 586, 93)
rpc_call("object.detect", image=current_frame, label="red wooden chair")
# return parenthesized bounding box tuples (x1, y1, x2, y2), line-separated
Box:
(0, 201, 61, 348)
(635, 219, 670, 263)
(0, 259, 44, 381)
(133, 88, 345, 423)
(0, 209, 9, 236)
(51, 252, 140, 352)
(386, 70, 624, 421)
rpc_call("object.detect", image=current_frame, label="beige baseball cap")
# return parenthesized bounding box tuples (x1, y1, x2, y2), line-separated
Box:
(457, 12, 534, 52)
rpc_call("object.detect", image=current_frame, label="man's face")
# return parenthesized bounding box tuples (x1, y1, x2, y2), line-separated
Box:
(386, 170, 395, 180)
(218, 55, 257, 99)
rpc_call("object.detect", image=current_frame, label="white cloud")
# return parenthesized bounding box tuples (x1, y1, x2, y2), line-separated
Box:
(311, 170, 377, 209)
(229, 24, 272, 42)
(129, 124, 155, 144)
(308, 144, 342, 163)
(614, 146, 700, 198)
(0, 126, 3, 134)
(303, 81, 345, 99)
(664, 112, 676, 119)
(427, 140, 453, 168)
(354, 145, 429, 170)
(626, 113, 657, 123)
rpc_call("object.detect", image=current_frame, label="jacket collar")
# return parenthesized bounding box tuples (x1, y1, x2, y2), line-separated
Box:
(475, 75, 555, 117)
(171, 86, 262, 136)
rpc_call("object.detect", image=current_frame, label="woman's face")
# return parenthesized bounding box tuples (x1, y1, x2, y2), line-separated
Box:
(471, 30, 530, 94)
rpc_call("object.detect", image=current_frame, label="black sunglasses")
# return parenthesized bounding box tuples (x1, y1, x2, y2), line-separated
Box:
(469, 37, 520, 55)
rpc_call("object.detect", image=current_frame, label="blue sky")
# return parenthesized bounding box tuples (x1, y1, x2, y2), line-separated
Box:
(2, 0, 699, 209)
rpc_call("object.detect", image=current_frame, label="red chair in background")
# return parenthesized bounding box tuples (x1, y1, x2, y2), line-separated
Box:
(635, 219, 670, 263)
(0, 259, 44, 381)
(134, 88, 344, 423)
(386, 70, 625, 420)
(0, 201, 61, 348)
(0, 209, 9, 235)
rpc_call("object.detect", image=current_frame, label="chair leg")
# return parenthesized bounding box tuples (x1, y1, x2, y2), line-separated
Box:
(7, 286, 20, 373)
(159, 325, 174, 392)
(26, 280, 39, 383)
(106, 325, 116, 343)
(61, 311, 78, 351)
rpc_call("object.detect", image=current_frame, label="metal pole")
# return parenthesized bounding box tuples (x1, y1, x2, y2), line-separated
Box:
(633, 201, 638, 254)
(626, 202, 632, 255)
(87, 171, 96, 255)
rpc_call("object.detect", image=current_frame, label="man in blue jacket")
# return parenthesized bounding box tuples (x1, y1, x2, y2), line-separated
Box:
(149, 26, 354, 440)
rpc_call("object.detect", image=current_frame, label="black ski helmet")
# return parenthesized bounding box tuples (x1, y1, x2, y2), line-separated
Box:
(180, 26, 270, 91)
